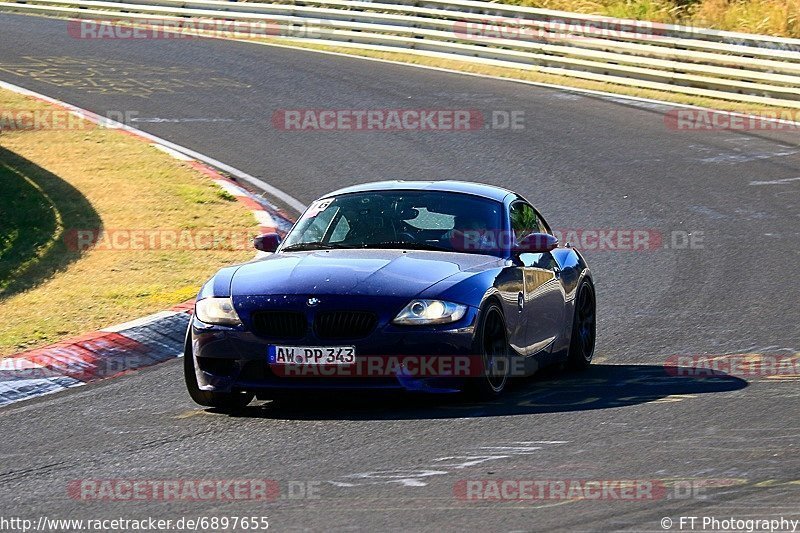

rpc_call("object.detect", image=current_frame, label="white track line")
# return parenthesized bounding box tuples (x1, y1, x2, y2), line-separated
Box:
(0, 79, 307, 213)
(217, 36, 800, 128)
(0, 78, 299, 407)
(49, 14, 797, 128)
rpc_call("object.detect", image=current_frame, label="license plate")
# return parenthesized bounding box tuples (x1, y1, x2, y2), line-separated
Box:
(268, 345, 356, 365)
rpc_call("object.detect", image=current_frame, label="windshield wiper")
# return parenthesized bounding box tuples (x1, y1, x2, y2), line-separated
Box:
(360, 241, 451, 252)
(281, 242, 349, 252)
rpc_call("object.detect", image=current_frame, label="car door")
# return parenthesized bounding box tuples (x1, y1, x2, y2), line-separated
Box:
(510, 201, 565, 356)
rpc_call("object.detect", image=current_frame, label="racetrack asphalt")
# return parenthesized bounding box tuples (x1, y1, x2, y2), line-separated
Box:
(0, 12, 798, 532)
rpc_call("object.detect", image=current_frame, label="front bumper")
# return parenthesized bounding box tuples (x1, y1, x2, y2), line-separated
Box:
(189, 306, 480, 394)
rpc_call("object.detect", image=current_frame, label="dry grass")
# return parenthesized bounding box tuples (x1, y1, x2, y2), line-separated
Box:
(690, 0, 800, 37)
(506, 0, 800, 38)
(0, 89, 258, 355)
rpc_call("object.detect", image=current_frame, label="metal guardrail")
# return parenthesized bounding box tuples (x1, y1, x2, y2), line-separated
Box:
(2, 0, 800, 108)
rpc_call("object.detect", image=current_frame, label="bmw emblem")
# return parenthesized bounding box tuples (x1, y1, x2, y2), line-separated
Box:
(307, 297, 321, 307)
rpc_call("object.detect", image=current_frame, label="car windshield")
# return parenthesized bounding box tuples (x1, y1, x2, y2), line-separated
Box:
(281, 191, 505, 254)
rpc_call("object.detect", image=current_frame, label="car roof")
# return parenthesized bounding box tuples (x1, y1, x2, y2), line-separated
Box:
(321, 180, 514, 203)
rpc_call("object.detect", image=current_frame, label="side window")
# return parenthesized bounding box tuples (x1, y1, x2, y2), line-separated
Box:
(510, 202, 545, 244)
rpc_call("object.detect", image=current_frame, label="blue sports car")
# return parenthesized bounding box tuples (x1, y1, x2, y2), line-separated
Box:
(185, 181, 595, 409)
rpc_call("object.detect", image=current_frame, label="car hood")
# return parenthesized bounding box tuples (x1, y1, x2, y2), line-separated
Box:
(230, 249, 500, 298)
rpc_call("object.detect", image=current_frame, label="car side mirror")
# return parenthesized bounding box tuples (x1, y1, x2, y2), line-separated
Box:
(512, 232, 558, 254)
(253, 232, 282, 253)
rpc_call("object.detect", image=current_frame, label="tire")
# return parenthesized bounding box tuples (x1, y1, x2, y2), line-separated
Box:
(566, 279, 596, 371)
(184, 335, 254, 411)
(466, 302, 510, 398)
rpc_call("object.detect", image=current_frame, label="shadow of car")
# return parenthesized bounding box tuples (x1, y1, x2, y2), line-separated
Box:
(211, 363, 748, 420)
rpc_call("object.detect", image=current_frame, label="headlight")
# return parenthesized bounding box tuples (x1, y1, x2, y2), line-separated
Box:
(195, 297, 241, 326)
(393, 299, 467, 325)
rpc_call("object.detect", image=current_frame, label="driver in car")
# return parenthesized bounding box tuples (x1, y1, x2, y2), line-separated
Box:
(445, 212, 496, 252)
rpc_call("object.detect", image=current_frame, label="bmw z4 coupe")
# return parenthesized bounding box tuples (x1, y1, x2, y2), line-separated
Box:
(185, 180, 595, 409)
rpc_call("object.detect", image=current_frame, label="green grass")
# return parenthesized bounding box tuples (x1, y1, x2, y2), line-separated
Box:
(0, 88, 259, 356)
(0, 160, 59, 292)
(0, 147, 101, 299)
